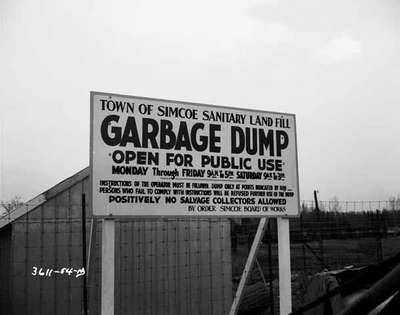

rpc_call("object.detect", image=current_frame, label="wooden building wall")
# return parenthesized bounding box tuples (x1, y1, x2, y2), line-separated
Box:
(5, 172, 232, 314)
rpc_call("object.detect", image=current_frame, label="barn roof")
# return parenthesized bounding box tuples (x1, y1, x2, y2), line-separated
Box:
(0, 167, 89, 229)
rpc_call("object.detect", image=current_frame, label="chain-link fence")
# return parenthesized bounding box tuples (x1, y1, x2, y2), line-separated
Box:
(1, 196, 400, 314)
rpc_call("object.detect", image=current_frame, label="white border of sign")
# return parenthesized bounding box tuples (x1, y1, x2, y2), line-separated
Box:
(90, 91, 300, 218)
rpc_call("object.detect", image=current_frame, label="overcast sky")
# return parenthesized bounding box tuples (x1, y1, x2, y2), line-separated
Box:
(1, 0, 399, 203)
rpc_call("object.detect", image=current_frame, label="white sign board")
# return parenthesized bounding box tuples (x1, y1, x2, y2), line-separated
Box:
(90, 91, 300, 217)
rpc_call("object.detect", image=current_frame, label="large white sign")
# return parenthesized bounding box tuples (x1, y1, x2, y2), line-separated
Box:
(90, 92, 300, 216)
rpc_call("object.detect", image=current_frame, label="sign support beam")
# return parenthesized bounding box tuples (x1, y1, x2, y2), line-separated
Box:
(278, 217, 292, 315)
(229, 218, 269, 315)
(101, 218, 115, 315)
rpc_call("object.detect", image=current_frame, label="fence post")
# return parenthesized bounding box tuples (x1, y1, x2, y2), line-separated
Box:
(300, 209, 306, 274)
(314, 191, 324, 269)
(376, 210, 383, 262)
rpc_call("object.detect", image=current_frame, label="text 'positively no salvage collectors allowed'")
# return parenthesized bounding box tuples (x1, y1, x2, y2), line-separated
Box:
(90, 92, 300, 217)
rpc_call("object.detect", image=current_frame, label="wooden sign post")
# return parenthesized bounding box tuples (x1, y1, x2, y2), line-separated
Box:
(101, 218, 115, 315)
(278, 217, 292, 315)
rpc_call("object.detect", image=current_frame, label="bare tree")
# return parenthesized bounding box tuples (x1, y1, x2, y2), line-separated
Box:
(329, 196, 341, 212)
(388, 195, 400, 211)
(1, 196, 24, 216)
